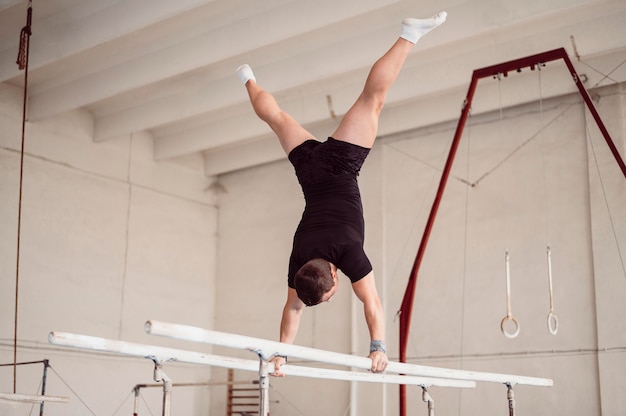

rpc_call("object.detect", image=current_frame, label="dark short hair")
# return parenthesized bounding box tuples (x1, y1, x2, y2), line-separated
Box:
(294, 258, 334, 306)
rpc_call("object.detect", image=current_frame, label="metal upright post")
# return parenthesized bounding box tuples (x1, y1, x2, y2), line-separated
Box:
(256, 354, 270, 416)
(39, 360, 49, 416)
(506, 383, 516, 416)
(133, 385, 140, 416)
(421, 387, 435, 416)
(150, 358, 172, 416)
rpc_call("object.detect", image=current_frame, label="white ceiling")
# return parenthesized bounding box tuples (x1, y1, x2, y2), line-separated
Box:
(2, 0, 625, 177)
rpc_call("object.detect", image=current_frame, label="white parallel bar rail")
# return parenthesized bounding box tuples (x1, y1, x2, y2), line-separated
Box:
(0, 392, 70, 404)
(47, 332, 474, 388)
(145, 320, 553, 387)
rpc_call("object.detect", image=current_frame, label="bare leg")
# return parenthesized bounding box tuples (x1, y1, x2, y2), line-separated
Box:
(332, 12, 447, 149)
(237, 66, 316, 155)
(331, 38, 413, 149)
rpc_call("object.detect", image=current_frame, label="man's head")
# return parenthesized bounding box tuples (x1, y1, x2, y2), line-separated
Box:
(294, 258, 338, 306)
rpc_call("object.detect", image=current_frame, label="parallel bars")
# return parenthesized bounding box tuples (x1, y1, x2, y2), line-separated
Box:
(49, 321, 552, 416)
(145, 320, 552, 387)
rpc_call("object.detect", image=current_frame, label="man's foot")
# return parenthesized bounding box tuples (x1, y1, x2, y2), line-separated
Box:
(400, 12, 447, 44)
(236, 64, 256, 85)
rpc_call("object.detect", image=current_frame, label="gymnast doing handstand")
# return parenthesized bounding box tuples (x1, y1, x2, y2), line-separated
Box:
(236, 12, 447, 375)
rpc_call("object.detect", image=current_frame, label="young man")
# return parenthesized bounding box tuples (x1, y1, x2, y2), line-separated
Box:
(236, 12, 447, 375)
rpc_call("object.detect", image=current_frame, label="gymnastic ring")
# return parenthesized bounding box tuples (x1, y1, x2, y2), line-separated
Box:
(500, 315, 520, 339)
(547, 312, 559, 335)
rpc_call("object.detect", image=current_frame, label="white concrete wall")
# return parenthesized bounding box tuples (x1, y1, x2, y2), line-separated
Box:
(0, 82, 219, 415)
(586, 85, 626, 416)
(213, 83, 626, 416)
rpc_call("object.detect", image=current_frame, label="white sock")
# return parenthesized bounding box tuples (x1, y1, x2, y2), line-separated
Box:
(400, 11, 447, 44)
(236, 64, 256, 85)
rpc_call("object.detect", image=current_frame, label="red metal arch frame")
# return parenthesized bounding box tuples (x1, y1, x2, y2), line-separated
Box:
(398, 47, 626, 415)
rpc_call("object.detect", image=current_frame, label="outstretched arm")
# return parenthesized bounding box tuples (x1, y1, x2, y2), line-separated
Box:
(352, 271, 388, 373)
(279, 287, 304, 343)
(271, 287, 304, 376)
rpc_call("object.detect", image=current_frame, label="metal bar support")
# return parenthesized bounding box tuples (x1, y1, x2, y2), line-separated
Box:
(255, 352, 270, 416)
(38, 359, 49, 416)
(150, 358, 172, 416)
(133, 385, 140, 416)
(506, 383, 516, 416)
(421, 387, 435, 416)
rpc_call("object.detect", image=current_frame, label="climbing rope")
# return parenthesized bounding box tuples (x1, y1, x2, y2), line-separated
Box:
(13, 0, 33, 393)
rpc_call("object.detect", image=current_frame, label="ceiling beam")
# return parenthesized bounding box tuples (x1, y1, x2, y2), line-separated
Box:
(203, 135, 283, 176)
(26, 0, 401, 123)
(153, 20, 626, 163)
(199, 43, 626, 177)
(0, 0, 219, 83)
(99, 0, 625, 144)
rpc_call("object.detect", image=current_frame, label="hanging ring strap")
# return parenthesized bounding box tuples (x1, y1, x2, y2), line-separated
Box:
(501, 250, 520, 338)
(546, 245, 559, 335)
